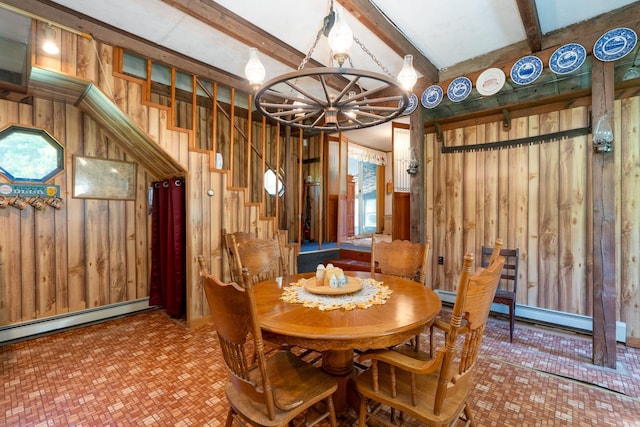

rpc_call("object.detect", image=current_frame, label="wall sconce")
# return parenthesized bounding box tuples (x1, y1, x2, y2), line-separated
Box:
(593, 114, 613, 153)
(42, 23, 60, 55)
(406, 147, 419, 175)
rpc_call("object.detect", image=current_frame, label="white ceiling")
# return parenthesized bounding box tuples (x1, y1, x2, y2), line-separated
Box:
(1, 0, 639, 150)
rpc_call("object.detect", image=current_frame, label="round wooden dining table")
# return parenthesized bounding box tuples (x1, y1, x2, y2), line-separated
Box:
(253, 270, 441, 413)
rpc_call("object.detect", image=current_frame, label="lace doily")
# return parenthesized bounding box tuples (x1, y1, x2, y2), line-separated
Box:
(280, 277, 392, 311)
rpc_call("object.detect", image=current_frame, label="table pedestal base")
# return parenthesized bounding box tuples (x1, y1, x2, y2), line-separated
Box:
(321, 349, 356, 414)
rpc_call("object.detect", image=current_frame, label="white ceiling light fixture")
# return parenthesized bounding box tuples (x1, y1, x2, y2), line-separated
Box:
(244, 0, 417, 132)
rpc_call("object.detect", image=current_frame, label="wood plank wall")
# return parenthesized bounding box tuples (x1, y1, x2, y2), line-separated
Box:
(0, 28, 295, 330)
(423, 100, 640, 341)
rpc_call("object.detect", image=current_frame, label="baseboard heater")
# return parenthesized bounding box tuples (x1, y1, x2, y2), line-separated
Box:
(435, 290, 627, 343)
(0, 298, 151, 344)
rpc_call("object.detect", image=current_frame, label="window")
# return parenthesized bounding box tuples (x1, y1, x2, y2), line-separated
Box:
(264, 169, 284, 197)
(0, 125, 64, 182)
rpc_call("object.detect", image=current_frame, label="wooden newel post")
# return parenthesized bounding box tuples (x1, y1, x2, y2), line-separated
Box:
(409, 105, 425, 244)
(590, 59, 617, 369)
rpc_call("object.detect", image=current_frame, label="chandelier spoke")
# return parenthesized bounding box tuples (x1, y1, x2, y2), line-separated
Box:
(348, 110, 389, 120)
(334, 76, 362, 106)
(283, 81, 327, 107)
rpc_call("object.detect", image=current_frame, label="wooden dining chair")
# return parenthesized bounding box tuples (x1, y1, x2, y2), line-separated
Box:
(198, 256, 338, 427)
(223, 229, 256, 282)
(370, 237, 431, 285)
(355, 252, 505, 427)
(228, 233, 288, 284)
(371, 237, 431, 353)
(428, 238, 503, 357)
(481, 243, 520, 343)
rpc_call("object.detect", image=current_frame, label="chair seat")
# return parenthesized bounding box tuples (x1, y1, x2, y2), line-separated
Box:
(481, 243, 519, 342)
(494, 289, 516, 302)
(355, 363, 469, 426)
(226, 350, 337, 426)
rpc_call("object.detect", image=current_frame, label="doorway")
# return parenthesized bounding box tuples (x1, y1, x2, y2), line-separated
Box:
(348, 156, 379, 236)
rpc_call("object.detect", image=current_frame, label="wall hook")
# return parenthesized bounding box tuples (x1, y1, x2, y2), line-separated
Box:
(434, 122, 443, 142)
(502, 109, 511, 130)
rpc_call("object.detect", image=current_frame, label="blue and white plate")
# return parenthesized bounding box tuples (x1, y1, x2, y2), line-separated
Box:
(400, 93, 418, 115)
(593, 27, 637, 62)
(510, 55, 543, 85)
(447, 77, 472, 102)
(549, 43, 586, 75)
(421, 85, 443, 109)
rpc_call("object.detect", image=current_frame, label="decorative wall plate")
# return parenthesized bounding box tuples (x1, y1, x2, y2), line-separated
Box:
(447, 77, 472, 102)
(421, 85, 443, 109)
(593, 27, 637, 62)
(549, 43, 586, 74)
(400, 93, 418, 115)
(475, 68, 506, 96)
(510, 55, 543, 85)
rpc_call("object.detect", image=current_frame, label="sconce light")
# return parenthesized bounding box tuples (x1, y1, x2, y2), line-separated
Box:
(42, 23, 59, 55)
(593, 113, 613, 153)
(406, 148, 419, 175)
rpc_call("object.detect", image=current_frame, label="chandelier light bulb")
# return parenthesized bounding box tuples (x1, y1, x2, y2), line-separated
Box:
(244, 47, 266, 90)
(293, 94, 306, 118)
(327, 6, 353, 66)
(397, 54, 418, 91)
(345, 91, 357, 119)
(42, 24, 59, 55)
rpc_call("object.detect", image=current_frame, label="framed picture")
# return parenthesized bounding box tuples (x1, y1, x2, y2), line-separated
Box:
(73, 155, 137, 200)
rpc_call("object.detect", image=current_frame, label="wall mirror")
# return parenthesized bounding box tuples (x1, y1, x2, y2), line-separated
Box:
(0, 125, 64, 182)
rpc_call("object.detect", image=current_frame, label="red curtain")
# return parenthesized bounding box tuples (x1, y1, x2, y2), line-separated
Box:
(149, 177, 186, 318)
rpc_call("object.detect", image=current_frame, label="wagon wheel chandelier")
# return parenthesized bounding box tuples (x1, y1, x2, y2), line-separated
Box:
(244, 0, 418, 131)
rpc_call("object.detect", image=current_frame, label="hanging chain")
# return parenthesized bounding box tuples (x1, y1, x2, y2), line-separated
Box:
(353, 36, 394, 78)
(298, 26, 325, 70)
(299, 0, 334, 70)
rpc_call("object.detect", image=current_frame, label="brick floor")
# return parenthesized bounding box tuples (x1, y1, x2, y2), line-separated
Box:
(2, 309, 639, 426)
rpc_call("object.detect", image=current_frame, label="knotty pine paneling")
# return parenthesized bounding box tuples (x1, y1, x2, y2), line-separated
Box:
(64, 105, 87, 313)
(425, 102, 639, 329)
(462, 125, 477, 261)
(33, 98, 57, 318)
(619, 96, 640, 340)
(526, 115, 541, 311)
(2, 29, 287, 332)
(508, 117, 530, 305)
(558, 107, 588, 315)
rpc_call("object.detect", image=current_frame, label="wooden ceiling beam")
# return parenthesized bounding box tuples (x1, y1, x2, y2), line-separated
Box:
(515, 0, 542, 53)
(161, 0, 319, 71)
(337, 0, 439, 83)
(161, 0, 353, 92)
